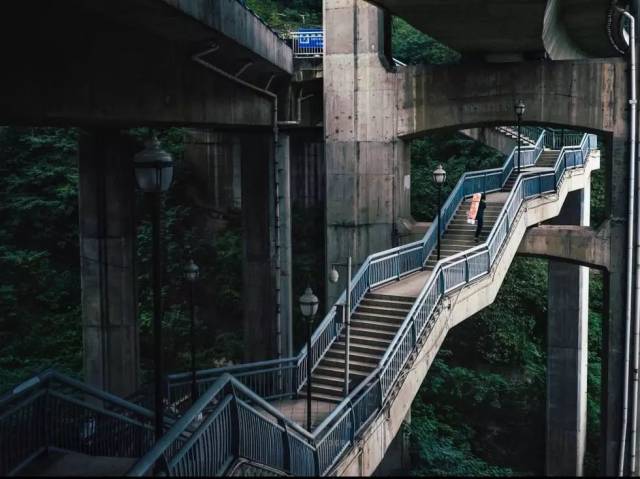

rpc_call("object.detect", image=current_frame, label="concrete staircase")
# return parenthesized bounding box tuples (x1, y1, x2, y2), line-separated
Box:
(537, 149, 561, 168)
(495, 126, 537, 146)
(423, 200, 504, 270)
(301, 293, 414, 403)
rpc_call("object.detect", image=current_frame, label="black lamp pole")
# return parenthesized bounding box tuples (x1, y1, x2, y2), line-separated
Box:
(433, 164, 446, 261)
(151, 192, 164, 441)
(299, 286, 319, 432)
(515, 100, 525, 173)
(306, 317, 313, 430)
(189, 277, 196, 403)
(134, 134, 174, 445)
(437, 182, 442, 261)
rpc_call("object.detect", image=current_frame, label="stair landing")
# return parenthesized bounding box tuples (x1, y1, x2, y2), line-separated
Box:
(19, 451, 137, 476)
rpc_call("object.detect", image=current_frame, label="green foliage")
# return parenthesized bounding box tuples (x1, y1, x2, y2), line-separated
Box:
(0, 127, 82, 392)
(393, 18, 460, 66)
(245, 0, 322, 31)
(411, 133, 503, 221)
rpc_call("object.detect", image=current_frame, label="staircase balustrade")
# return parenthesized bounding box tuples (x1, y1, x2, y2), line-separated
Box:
(148, 130, 597, 476)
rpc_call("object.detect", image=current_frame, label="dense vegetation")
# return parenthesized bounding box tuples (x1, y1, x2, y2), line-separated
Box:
(0, 2, 605, 477)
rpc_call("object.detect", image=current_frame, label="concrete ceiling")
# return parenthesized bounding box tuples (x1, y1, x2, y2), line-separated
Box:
(368, 0, 626, 59)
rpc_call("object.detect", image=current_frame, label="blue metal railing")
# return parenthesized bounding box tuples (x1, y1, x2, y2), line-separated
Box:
(153, 130, 597, 476)
(166, 130, 547, 409)
(0, 370, 163, 476)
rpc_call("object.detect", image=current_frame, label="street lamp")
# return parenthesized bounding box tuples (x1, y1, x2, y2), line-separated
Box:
(184, 259, 200, 404)
(329, 255, 352, 397)
(432, 164, 447, 261)
(134, 134, 174, 442)
(515, 100, 526, 173)
(299, 286, 319, 431)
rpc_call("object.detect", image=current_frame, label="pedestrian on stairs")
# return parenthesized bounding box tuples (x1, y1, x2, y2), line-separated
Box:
(474, 192, 486, 242)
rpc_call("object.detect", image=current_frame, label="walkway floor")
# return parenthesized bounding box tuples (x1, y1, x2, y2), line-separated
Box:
(374, 269, 430, 298)
(271, 398, 337, 431)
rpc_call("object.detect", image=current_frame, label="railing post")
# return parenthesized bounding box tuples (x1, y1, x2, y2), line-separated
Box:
(230, 394, 241, 460)
(397, 252, 401, 281)
(465, 256, 469, 283)
(280, 420, 291, 473)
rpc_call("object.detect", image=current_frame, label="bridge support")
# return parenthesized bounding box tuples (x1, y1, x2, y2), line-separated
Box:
(324, 0, 412, 307)
(546, 187, 590, 476)
(241, 132, 293, 361)
(78, 129, 139, 398)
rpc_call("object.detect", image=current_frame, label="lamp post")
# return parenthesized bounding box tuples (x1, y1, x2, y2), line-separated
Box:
(134, 134, 174, 442)
(299, 286, 319, 431)
(515, 100, 526, 172)
(184, 259, 200, 404)
(329, 255, 352, 397)
(432, 164, 447, 261)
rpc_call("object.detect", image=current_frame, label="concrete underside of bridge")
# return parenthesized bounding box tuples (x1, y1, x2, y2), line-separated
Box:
(367, 0, 626, 60)
(325, 0, 630, 475)
(0, 0, 298, 394)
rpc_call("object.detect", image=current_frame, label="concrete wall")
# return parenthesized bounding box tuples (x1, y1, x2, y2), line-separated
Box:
(324, 0, 412, 307)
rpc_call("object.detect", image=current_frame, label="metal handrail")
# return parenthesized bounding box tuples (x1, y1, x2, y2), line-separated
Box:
(0, 370, 159, 477)
(165, 129, 547, 406)
(152, 130, 596, 476)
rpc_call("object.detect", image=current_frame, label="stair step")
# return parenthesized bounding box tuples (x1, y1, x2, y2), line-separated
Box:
(323, 357, 377, 373)
(350, 314, 405, 327)
(314, 365, 371, 378)
(356, 305, 411, 317)
(359, 298, 414, 310)
(326, 348, 383, 363)
(350, 318, 400, 333)
(297, 391, 342, 403)
(366, 293, 415, 304)
(348, 333, 393, 348)
(334, 340, 387, 355)
(301, 382, 344, 397)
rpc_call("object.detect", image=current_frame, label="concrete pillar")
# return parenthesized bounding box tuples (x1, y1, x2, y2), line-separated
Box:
(373, 408, 412, 476)
(241, 133, 277, 362)
(546, 187, 590, 476)
(602, 135, 629, 475)
(78, 129, 139, 397)
(277, 133, 293, 358)
(324, 0, 412, 307)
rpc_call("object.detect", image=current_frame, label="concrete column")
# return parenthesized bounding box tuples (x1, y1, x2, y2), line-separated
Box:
(78, 129, 139, 397)
(602, 135, 629, 475)
(324, 0, 412, 307)
(546, 186, 590, 476)
(277, 133, 293, 358)
(241, 133, 277, 362)
(373, 408, 412, 476)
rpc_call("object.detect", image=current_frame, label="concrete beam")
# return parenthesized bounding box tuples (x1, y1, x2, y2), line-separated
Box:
(398, 59, 627, 139)
(0, 1, 282, 128)
(367, 0, 622, 58)
(518, 221, 611, 270)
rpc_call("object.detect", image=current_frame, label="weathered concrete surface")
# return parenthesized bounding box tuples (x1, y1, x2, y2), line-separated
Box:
(78, 129, 139, 398)
(398, 59, 627, 139)
(518, 222, 611, 270)
(0, 0, 292, 127)
(331, 150, 599, 477)
(545, 187, 590, 476)
(324, 0, 412, 307)
(367, 0, 624, 58)
(241, 133, 277, 362)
